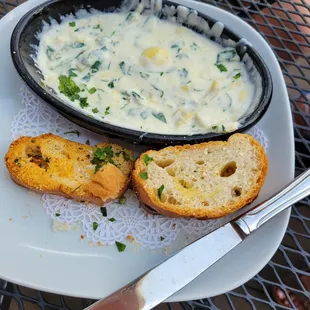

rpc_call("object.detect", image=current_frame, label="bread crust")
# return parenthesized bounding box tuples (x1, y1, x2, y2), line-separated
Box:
(133, 134, 268, 219)
(5, 134, 134, 206)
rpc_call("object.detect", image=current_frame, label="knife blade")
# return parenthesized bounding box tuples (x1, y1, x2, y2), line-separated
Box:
(85, 168, 310, 310)
(86, 222, 243, 310)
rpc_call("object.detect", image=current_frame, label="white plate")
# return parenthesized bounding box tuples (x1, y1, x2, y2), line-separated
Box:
(0, 0, 294, 302)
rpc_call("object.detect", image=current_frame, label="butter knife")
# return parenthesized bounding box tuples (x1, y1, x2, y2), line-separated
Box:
(85, 168, 310, 310)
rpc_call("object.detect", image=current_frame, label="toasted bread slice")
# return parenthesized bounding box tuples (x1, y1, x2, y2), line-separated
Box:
(132, 134, 268, 219)
(5, 134, 134, 205)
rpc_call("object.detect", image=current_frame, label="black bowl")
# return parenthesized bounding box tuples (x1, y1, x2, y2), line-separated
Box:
(10, 0, 272, 146)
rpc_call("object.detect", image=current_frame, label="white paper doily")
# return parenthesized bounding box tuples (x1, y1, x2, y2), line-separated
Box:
(11, 85, 268, 249)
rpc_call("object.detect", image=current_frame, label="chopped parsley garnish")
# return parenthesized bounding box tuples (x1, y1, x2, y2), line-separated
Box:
(158, 185, 165, 200)
(58, 75, 80, 101)
(93, 24, 100, 29)
(93, 222, 98, 231)
(108, 218, 116, 222)
(88, 87, 97, 94)
(95, 146, 113, 160)
(100, 207, 107, 217)
(46, 46, 55, 60)
(152, 85, 164, 98)
(171, 44, 180, 49)
(75, 50, 86, 59)
(131, 91, 141, 103)
(14, 158, 21, 167)
(121, 103, 128, 110)
(176, 53, 188, 59)
(223, 93, 232, 112)
(212, 125, 226, 132)
(121, 91, 130, 100)
(152, 112, 167, 123)
(82, 73, 91, 82)
(69, 21, 76, 27)
(140, 111, 148, 119)
(91, 61, 101, 73)
(126, 65, 131, 74)
(191, 42, 199, 50)
(70, 42, 85, 49)
(125, 12, 134, 22)
(115, 241, 126, 252)
(86, 140, 90, 145)
(143, 154, 153, 166)
(215, 63, 228, 72)
(105, 106, 110, 115)
(91, 146, 115, 173)
(217, 49, 237, 63)
(108, 81, 114, 88)
(179, 68, 188, 82)
(160, 72, 164, 76)
(64, 130, 80, 137)
(119, 197, 126, 204)
(233, 72, 241, 79)
(140, 72, 150, 79)
(140, 172, 148, 180)
(122, 150, 133, 161)
(119, 61, 126, 74)
(55, 213, 60, 217)
(160, 236, 165, 241)
(79, 97, 89, 108)
(68, 68, 77, 78)
(92, 107, 99, 113)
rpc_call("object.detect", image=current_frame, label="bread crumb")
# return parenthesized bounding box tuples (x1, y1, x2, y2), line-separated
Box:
(52, 220, 72, 232)
(9, 218, 12, 221)
(88, 241, 95, 247)
(163, 246, 174, 256)
(80, 235, 85, 240)
(126, 235, 134, 243)
(97, 241, 103, 247)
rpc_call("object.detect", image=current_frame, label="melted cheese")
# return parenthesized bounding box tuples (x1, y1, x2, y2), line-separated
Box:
(36, 11, 255, 135)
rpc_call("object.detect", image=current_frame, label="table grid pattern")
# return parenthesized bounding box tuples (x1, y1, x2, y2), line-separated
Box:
(0, 0, 309, 309)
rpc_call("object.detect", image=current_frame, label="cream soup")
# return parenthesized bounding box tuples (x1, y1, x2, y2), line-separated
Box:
(36, 11, 255, 135)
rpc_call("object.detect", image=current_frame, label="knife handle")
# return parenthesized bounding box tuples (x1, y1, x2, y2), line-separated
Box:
(234, 168, 310, 236)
